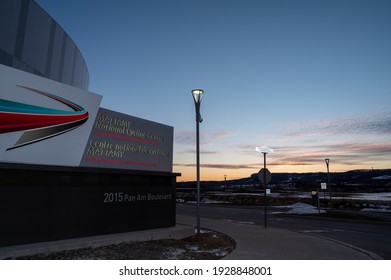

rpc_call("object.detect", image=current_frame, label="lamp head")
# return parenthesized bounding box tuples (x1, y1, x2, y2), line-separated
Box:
(192, 89, 204, 104)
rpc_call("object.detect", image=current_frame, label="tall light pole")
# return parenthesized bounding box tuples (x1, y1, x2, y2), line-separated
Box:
(192, 89, 204, 234)
(325, 158, 331, 205)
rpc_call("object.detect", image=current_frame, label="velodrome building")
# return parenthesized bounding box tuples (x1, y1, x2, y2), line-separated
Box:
(0, 0, 89, 89)
(0, 0, 178, 247)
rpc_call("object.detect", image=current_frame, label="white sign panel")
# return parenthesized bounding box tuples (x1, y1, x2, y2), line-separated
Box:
(321, 183, 327, 190)
(0, 64, 102, 166)
(256, 145, 274, 154)
(266, 189, 271, 195)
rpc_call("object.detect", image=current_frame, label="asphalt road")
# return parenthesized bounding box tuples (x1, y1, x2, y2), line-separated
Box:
(177, 203, 391, 259)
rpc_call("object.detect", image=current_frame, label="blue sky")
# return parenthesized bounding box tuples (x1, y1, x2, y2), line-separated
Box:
(36, 0, 391, 181)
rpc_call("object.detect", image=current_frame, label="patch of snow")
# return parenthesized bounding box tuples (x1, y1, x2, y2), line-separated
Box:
(186, 245, 200, 252)
(201, 198, 229, 204)
(185, 245, 229, 258)
(163, 248, 186, 260)
(371, 175, 391, 180)
(361, 208, 391, 213)
(272, 205, 294, 208)
(213, 250, 229, 257)
(271, 211, 285, 215)
(222, 219, 255, 225)
(285, 202, 326, 214)
(332, 192, 391, 201)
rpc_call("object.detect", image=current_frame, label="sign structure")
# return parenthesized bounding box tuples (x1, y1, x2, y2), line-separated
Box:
(0, 65, 102, 166)
(0, 65, 174, 173)
(321, 182, 327, 190)
(80, 108, 173, 172)
(258, 168, 272, 185)
(0, 65, 177, 246)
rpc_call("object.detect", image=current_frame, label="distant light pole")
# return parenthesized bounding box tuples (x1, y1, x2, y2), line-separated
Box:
(192, 89, 204, 234)
(256, 145, 273, 229)
(325, 158, 331, 205)
(262, 151, 267, 228)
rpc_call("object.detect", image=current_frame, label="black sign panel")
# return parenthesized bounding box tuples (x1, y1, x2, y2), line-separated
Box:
(0, 164, 177, 246)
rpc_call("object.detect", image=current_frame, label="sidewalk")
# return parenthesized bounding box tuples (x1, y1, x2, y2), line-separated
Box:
(176, 215, 382, 260)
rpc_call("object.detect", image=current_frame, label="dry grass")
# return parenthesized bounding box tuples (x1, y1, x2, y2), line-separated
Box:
(13, 231, 236, 260)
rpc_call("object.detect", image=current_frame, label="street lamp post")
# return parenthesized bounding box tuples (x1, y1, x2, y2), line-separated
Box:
(192, 89, 204, 234)
(263, 152, 267, 228)
(256, 145, 273, 229)
(325, 158, 331, 206)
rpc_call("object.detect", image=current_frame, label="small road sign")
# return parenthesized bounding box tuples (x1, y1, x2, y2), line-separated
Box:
(266, 189, 271, 195)
(258, 168, 271, 185)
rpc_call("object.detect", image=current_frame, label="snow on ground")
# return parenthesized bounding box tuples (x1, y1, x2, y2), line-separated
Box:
(179, 198, 230, 204)
(361, 207, 391, 213)
(201, 198, 230, 204)
(371, 175, 391, 180)
(282, 202, 391, 214)
(185, 245, 229, 258)
(285, 202, 326, 214)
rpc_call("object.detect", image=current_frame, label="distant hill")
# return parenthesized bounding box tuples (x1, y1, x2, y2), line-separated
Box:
(177, 169, 391, 191)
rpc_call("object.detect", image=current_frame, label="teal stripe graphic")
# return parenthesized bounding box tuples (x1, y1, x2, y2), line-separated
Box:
(0, 99, 82, 115)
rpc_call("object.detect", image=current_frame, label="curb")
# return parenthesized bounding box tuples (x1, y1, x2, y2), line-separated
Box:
(0, 224, 194, 260)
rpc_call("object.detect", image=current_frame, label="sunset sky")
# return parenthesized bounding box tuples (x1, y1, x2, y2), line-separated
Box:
(36, 0, 391, 181)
